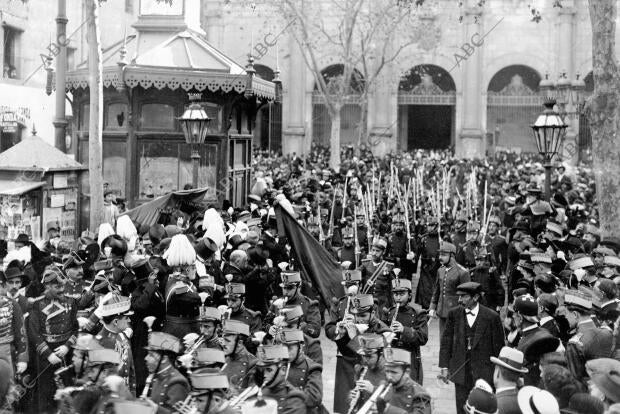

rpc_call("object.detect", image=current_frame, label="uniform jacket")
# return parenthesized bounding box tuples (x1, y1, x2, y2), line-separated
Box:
(222, 346, 257, 392)
(260, 382, 307, 414)
(383, 303, 428, 384)
(305, 333, 323, 365)
(439, 304, 504, 386)
(430, 261, 470, 318)
(286, 293, 321, 338)
(325, 299, 390, 361)
(566, 318, 613, 384)
(350, 363, 386, 411)
(0, 296, 27, 363)
(95, 326, 136, 393)
(382, 376, 431, 414)
(496, 387, 521, 414)
(230, 306, 262, 335)
(286, 354, 323, 409)
(27, 294, 78, 358)
(148, 365, 190, 414)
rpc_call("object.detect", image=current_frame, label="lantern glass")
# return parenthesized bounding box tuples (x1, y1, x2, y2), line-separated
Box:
(179, 103, 211, 145)
(530, 100, 567, 162)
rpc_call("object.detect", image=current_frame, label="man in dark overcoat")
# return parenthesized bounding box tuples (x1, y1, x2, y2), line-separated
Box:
(439, 282, 504, 414)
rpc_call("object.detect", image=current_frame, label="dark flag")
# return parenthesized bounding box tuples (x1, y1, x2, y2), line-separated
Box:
(275, 204, 344, 304)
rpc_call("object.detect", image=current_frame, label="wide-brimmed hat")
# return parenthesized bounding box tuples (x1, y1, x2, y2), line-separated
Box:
(490, 346, 528, 374)
(591, 368, 620, 403)
(518, 329, 560, 362)
(518, 386, 560, 414)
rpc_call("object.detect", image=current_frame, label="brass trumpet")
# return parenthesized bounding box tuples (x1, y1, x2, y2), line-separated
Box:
(229, 385, 260, 408)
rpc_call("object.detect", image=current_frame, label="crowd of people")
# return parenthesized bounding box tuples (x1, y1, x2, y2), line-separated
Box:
(0, 144, 617, 414)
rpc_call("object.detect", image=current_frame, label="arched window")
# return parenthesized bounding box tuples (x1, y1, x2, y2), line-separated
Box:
(486, 65, 542, 152)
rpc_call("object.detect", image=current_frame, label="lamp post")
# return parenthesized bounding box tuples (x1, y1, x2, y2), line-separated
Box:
(179, 100, 211, 189)
(530, 98, 568, 201)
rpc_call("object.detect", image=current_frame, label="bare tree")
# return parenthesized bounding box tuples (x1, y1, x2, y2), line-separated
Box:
(274, 0, 420, 169)
(587, 0, 620, 238)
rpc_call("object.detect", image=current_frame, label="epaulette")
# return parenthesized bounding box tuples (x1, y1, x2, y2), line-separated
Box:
(569, 332, 583, 345)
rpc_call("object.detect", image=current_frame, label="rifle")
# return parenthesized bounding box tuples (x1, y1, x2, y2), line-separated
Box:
(353, 205, 361, 268)
(342, 176, 349, 221)
(317, 199, 325, 246)
(327, 188, 336, 239)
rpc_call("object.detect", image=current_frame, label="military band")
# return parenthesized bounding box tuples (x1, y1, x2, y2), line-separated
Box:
(1, 149, 617, 414)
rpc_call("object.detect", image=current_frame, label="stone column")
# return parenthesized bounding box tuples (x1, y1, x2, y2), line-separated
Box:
(558, 2, 578, 165)
(456, 4, 484, 158)
(281, 32, 306, 155)
(368, 69, 395, 157)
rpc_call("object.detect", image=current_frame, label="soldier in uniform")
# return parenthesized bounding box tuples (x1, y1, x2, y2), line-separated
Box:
(562, 289, 613, 387)
(348, 333, 386, 414)
(360, 237, 393, 320)
(62, 256, 96, 310)
(101, 235, 135, 297)
(162, 268, 201, 340)
(375, 348, 431, 414)
(129, 258, 165, 394)
(429, 242, 470, 337)
(386, 213, 416, 279)
(384, 277, 428, 384)
(249, 344, 307, 414)
(455, 222, 482, 269)
(188, 370, 236, 414)
(278, 271, 320, 338)
(142, 331, 190, 414)
(415, 219, 441, 309)
(221, 319, 257, 393)
(484, 216, 508, 275)
(278, 328, 323, 413)
(95, 294, 136, 393)
(0, 266, 28, 376)
(355, 210, 369, 258)
(195, 306, 224, 350)
(225, 282, 262, 337)
(451, 212, 468, 252)
(27, 266, 79, 414)
(276, 305, 322, 365)
(338, 227, 356, 266)
(324, 293, 389, 414)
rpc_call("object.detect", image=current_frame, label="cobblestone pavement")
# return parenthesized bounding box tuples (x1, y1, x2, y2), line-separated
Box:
(321, 318, 456, 414)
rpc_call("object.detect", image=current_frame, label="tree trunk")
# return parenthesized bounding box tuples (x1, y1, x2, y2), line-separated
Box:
(86, 0, 104, 231)
(588, 0, 620, 238)
(329, 106, 342, 170)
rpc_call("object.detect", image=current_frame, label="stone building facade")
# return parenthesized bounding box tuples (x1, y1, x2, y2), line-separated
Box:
(0, 0, 136, 150)
(203, 0, 597, 159)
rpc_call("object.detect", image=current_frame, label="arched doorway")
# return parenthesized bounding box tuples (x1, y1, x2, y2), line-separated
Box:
(311, 64, 364, 147)
(397, 64, 456, 150)
(254, 64, 282, 153)
(486, 65, 542, 152)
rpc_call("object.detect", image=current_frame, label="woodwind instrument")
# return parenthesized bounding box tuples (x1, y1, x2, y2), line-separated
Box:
(347, 366, 368, 414)
(356, 381, 387, 414)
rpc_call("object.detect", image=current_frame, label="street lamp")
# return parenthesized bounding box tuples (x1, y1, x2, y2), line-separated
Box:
(179, 100, 211, 189)
(530, 98, 568, 201)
